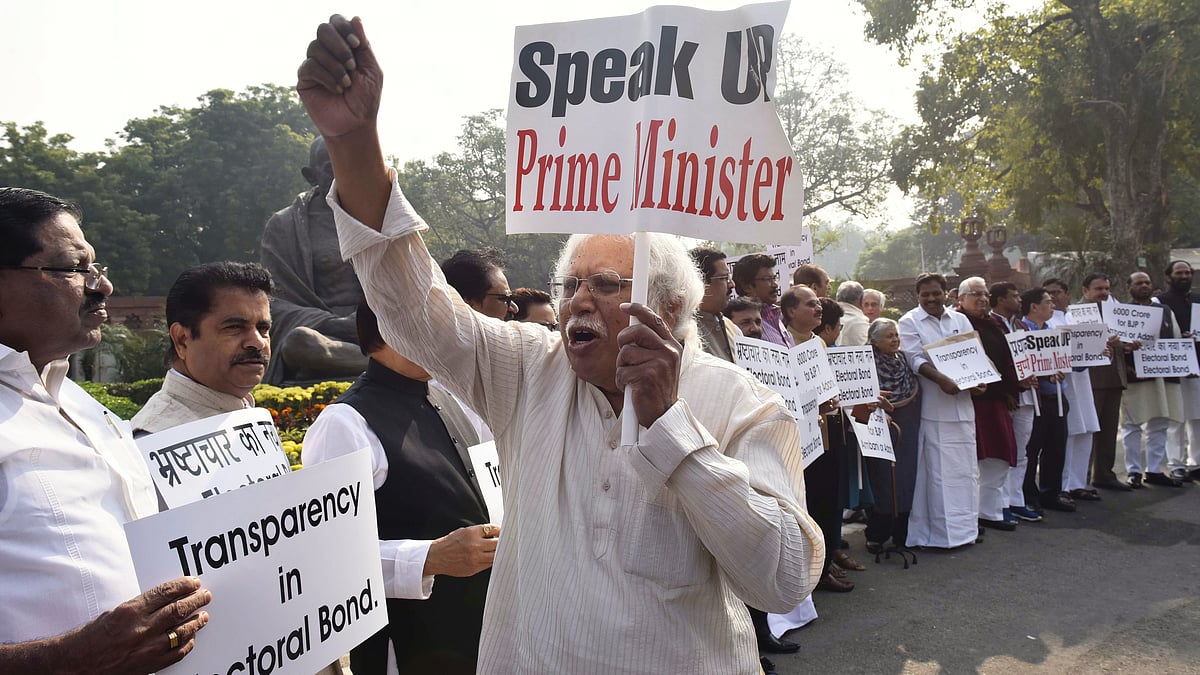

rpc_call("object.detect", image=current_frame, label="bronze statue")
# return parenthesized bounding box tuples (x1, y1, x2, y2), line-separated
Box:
(260, 136, 367, 383)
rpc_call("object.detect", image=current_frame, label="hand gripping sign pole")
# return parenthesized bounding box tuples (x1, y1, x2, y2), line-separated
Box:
(621, 232, 652, 445)
(506, 2, 805, 447)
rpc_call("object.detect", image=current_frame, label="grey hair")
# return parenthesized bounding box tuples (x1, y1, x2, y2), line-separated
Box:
(958, 276, 986, 295)
(867, 317, 899, 346)
(835, 280, 864, 305)
(863, 288, 886, 307)
(553, 233, 702, 347)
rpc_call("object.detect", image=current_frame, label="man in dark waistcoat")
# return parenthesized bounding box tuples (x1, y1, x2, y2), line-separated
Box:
(302, 302, 497, 674)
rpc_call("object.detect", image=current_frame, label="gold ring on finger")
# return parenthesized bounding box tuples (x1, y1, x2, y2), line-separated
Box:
(168, 629, 180, 650)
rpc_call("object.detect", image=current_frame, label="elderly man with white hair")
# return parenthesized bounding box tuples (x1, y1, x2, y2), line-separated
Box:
(835, 281, 870, 346)
(296, 15, 823, 674)
(862, 289, 886, 323)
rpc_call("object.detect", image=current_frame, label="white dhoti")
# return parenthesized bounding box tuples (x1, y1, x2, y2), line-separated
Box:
(1063, 371, 1100, 490)
(1167, 376, 1200, 472)
(978, 458, 1009, 521)
(1122, 380, 1183, 475)
(908, 420, 979, 548)
(768, 596, 818, 637)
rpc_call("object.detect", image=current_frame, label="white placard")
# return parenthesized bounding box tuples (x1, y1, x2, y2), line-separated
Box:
(1067, 323, 1111, 367)
(824, 345, 880, 406)
(924, 332, 1002, 390)
(467, 441, 504, 526)
(732, 335, 822, 468)
(124, 452, 386, 675)
(137, 409, 292, 508)
(506, 2, 804, 243)
(795, 336, 839, 404)
(849, 407, 894, 462)
(1104, 303, 1162, 345)
(1191, 303, 1200, 338)
(1133, 338, 1200, 378)
(1004, 328, 1072, 377)
(1066, 303, 1103, 325)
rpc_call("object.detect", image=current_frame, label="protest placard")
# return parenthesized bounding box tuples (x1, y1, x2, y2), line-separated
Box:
(924, 331, 1002, 390)
(1133, 338, 1200, 378)
(507, 2, 801, 446)
(1066, 303, 1103, 325)
(468, 441, 504, 525)
(732, 335, 822, 468)
(1067, 322, 1111, 367)
(1192, 303, 1200, 339)
(137, 408, 291, 508)
(506, 1, 801, 244)
(849, 407, 894, 462)
(1004, 328, 1072, 377)
(124, 452, 385, 675)
(824, 345, 879, 406)
(794, 335, 839, 404)
(1104, 303, 1162, 345)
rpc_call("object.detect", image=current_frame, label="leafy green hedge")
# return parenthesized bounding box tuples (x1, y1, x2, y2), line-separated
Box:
(77, 381, 142, 419)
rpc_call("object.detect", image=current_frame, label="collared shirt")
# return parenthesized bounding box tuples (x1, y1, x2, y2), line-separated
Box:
(0, 344, 157, 643)
(696, 310, 736, 362)
(836, 302, 869, 346)
(898, 305, 975, 422)
(328, 175, 823, 675)
(759, 302, 794, 348)
(131, 368, 252, 435)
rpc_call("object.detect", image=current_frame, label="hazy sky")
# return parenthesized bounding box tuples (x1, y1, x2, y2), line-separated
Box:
(2, 0, 930, 227)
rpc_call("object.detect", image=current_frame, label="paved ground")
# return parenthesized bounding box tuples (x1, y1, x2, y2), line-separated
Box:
(770, 478, 1200, 674)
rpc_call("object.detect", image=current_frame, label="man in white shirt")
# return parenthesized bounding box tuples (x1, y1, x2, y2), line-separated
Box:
(132, 261, 273, 435)
(898, 273, 982, 548)
(303, 302, 496, 674)
(297, 16, 823, 674)
(835, 280, 870, 346)
(0, 187, 212, 673)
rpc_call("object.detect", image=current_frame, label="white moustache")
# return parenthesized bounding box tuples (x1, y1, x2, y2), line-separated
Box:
(565, 314, 609, 339)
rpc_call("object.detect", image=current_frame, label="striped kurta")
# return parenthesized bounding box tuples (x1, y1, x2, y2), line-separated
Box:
(330, 176, 824, 674)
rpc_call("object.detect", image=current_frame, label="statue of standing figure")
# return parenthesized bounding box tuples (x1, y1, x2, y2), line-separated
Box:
(260, 136, 368, 384)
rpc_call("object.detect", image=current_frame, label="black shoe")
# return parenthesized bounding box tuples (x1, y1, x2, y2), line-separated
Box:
(1093, 479, 1133, 492)
(1169, 468, 1193, 483)
(1145, 472, 1184, 487)
(758, 632, 800, 654)
(1190, 468, 1200, 482)
(979, 518, 1017, 531)
(1127, 474, 1144, 489)
(761, 656, 781, 675)
(1040, 494, 1077, 512)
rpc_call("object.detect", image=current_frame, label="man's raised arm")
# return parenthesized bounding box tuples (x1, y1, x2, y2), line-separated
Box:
(297, 14, 390, 231)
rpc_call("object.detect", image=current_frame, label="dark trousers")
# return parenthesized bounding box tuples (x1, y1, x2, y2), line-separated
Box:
(1090, 387, 1123, 484)
(1025, 394, 1069, 504)
(804, 447, 840, 577)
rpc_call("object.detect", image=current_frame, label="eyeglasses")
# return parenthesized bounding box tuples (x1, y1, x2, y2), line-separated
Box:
(753, 275, 777, 283)
(485, 292, 516, 304)
(709, 274, 731, 283)
(0, 262, 109, 290)
(550, 272, 634, 299)
(962, 290, 989, 299)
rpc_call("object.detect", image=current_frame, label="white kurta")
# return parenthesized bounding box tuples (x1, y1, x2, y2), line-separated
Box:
(330, 175, 824, 675)
(899, 306, 979, 548)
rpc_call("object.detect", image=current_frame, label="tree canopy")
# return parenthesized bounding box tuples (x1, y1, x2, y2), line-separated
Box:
(857, 0, 1200, 280)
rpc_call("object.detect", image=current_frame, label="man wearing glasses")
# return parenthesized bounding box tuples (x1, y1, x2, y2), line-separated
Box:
(0, 187, 212, 673)
(441, 248, 517, 321)
(689, 246, 738, 361)
(298, 16, 822, 673)
(733, 252, 792, 347)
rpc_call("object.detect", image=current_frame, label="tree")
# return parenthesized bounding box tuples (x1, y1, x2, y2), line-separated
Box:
(104, 85, 315, 293)
(774, 35, 896, 222)
(396, 110, 566, 291)
(857, 0, 1200, 277)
